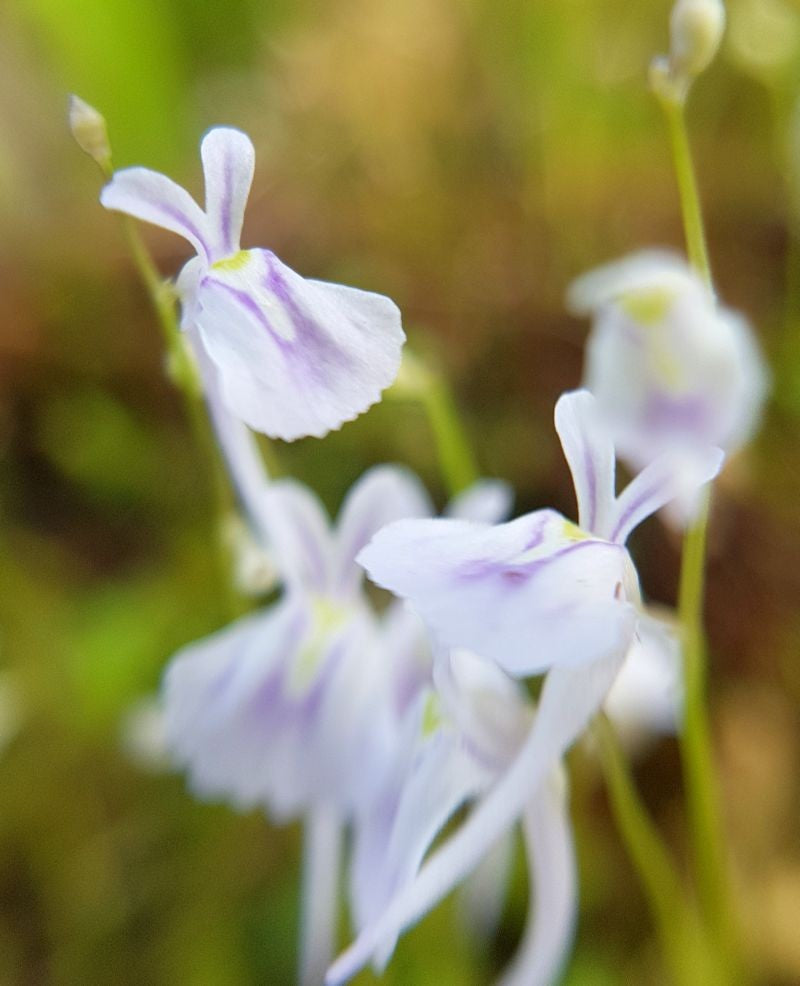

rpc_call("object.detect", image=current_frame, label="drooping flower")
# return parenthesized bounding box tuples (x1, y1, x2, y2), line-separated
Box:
(101, 127, 405, 440)
(567, 251, 767, 499)
(325, 390, 722, 983)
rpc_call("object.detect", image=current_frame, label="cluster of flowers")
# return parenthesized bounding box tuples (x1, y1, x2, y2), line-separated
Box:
(101, 120, 765, 985)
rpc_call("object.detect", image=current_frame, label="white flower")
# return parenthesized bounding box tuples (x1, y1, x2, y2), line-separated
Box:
(326, 390, 721, 983)
(101, 127, 405, 440)
(568, 251, 767, 504)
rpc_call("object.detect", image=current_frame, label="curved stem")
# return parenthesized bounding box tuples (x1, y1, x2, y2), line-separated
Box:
(596, 715, 706, 986)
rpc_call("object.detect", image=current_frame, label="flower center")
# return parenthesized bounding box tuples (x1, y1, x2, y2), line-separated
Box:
(286, 597, 350, 696)
(211, 249, 251, 272)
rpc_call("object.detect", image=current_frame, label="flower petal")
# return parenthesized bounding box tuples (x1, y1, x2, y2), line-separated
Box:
(496, 770, 577, 986)
(162, 595, 309, 811)
(197, 348, 274, 540)
(100, 166, 213, 261)
(554, 390, 616, 537)
(445, 479, 514, 525)
(300, 806, 344, 986)
(193, 250, 404, 440)
(353, 723, 493, 967)
(609, 445, 723, 543)
(358, 512, 634, 676)
(332, 465, 432, 598)
(605, 610, 683, 749)
(200, 127, 255, 260)
(325, 648, 628, 985)
(574, 251, 768, 477)
(259, 479, 333, 591)
(458, 828, 514, 939)
(566, 249, 696, 315)
(163, 596, 388, 819)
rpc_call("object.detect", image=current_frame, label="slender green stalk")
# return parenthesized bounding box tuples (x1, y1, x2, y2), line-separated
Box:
(660, 97, 713, 289)
(419, 371, 480, 497)
(121, 217, 239, 613)
(391, 350, 480, 498)
(596, 715, 709, 986)
(656, 92, 743, 979)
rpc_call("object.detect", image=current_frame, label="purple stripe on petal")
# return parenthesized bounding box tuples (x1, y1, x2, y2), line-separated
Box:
(158, 202, 212, 259)
(208, 279, 273, 333)
(583, 442, 597, 531)
(219, 151, 234, 254)
(610, 477, 667, 543)
(263, 253, 353, 379)
(459, 539, 613, 587)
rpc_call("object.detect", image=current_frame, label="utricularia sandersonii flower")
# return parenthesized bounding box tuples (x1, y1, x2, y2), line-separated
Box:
(326, 390, 722, 983)
(101, 128, 405, 440)
(568, 251, 766, 513)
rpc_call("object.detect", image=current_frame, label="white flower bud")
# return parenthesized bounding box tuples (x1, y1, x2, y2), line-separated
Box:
(670, 0, 726, 79)
(68, 94, 111, 172)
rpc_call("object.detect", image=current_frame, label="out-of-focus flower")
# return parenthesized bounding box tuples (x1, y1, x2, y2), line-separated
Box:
(327, 391, 721, 983)
(163, 463, 430, 821)
(568, 251, 767, 514)
(101, 127, 405, 440)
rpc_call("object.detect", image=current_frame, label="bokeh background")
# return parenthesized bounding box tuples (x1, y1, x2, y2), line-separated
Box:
(2, 0, 800, 982)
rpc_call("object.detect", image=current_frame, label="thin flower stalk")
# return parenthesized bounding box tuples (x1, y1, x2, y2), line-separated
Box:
(654, 61, 744, 982)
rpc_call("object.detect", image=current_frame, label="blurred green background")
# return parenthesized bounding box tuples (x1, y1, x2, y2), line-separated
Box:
(2, 0, 800, 982)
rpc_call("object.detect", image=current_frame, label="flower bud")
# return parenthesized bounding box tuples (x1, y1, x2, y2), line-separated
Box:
(68, 94, 111, 173)
(670, 0, 726, 79)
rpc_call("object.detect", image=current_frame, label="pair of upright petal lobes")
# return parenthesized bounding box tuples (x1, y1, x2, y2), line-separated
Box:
(101, 128, 405, 440)
(326, 391, 722, 984)
(568, 251, 767, 480)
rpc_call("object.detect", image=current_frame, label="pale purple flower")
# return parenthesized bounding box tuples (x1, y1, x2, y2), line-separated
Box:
(325, 390, 722, 983)
(101, 127, 405, 440)
(568, 251, 767, 506)
(162, 384, 512, 984)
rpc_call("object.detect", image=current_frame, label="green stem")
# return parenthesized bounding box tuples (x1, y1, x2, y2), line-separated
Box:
(418, 370, 479, 497)
(122, 218, 239, 614)
(660, 97, 713, 289)
(656, 93, 743, 979)
(677, 495, 741, 981)
(596, 715, 707, 986)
